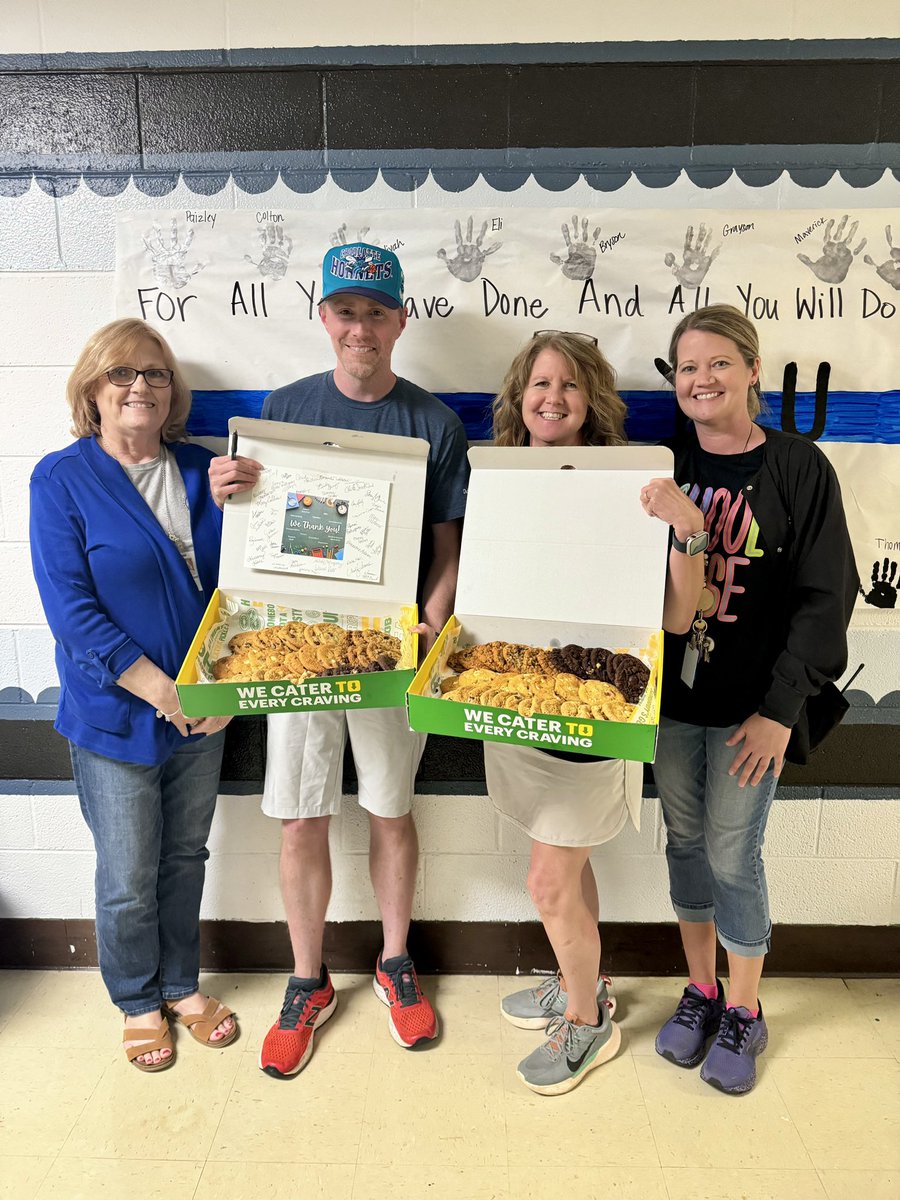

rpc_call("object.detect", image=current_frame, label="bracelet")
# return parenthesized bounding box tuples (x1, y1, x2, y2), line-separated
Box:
(155, 704, 183, 722)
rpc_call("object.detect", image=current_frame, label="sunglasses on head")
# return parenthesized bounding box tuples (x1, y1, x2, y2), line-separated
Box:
(532, 329, 598, 347)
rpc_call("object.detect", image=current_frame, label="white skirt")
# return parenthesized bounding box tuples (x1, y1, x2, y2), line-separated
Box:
(484, 742, 643, 848)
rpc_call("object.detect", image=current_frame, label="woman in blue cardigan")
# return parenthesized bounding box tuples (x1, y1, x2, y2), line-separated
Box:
(30, 318, 238, 1071)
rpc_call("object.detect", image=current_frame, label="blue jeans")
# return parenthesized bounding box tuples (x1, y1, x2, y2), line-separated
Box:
(70, 732, 225, 1016)
(654, 717, 778, 957)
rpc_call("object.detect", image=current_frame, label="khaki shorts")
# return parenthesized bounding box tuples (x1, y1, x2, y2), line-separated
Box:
(262, 707, 427, 820)
(484, 742, 642, 848)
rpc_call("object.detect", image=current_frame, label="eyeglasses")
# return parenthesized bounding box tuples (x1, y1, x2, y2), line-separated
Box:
(106, 367, 173, 388)
(533, 330, 599, 346)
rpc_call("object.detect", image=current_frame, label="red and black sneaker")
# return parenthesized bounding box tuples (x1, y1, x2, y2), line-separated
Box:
(259, 967, 337, 1078)
(373, 953, 438, 1049)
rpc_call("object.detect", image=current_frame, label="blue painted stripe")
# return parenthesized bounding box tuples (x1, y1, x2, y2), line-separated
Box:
(759, 390, 900, 443)
(187, 390, 497, 440)
(188, 390, 269, 434)
(187, 389, 900, 445)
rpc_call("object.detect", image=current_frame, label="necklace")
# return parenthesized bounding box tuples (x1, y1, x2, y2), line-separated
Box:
(160, 448, 202, 588)
(160, 445, 187, 550)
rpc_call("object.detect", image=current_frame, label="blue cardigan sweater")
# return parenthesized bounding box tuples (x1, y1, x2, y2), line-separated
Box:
(30, 436, 222, 765)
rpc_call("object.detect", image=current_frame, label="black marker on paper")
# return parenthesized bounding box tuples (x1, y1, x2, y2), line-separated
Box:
(228, 431, 239, 460)
(654, 357, 674, 384)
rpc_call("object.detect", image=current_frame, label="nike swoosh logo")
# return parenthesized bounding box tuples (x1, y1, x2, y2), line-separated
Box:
(566, 1043, 595, 1073)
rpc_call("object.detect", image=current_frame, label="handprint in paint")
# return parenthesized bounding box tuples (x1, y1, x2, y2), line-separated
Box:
(860, 559, 898, 609)
(863, 226, 900, 290)
(437, 217, 502, 282)
(550, 216, 602, 280)
(330, 223, 378, 247)
(664, 223, 721, 287)
(245, 223, 293, 280)
(797, 215, 867, 284)
(142, 219, 206, 290)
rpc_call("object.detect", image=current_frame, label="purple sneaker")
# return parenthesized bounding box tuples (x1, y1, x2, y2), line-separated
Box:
(655, 981, 725, 1068)
(700, 1004, 768, 1095)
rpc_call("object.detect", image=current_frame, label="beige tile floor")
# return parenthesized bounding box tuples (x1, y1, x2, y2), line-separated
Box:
(0, 970, 897, 1199)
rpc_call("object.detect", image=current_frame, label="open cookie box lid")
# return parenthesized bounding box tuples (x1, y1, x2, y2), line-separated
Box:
(219, 416, 429, 611)
(456, 445, 674, 631)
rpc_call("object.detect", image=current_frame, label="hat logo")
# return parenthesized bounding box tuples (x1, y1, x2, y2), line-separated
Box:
(333, 245, 393, 283)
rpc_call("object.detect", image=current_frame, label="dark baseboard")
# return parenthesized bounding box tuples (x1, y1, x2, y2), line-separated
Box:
(1, 918, 897, 976)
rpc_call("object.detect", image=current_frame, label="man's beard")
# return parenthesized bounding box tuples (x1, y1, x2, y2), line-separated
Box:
(340, 347, 380, 381)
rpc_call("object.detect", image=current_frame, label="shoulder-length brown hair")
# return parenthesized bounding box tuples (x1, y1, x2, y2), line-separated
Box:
(667, 304, 764, 418)
(67, 319, 192, 441)
(492, 332, 627, 447)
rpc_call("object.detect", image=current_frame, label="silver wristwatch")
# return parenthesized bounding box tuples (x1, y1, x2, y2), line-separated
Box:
(671, 529, 710, 556)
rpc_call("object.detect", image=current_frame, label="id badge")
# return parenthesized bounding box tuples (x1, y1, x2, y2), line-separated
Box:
(680, 642, 699, 689)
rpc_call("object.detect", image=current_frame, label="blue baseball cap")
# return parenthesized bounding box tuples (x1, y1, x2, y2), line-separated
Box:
(321, 242, 405, 309)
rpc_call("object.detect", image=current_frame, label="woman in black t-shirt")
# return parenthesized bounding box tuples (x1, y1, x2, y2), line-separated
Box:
(649, 305, 855, 1095)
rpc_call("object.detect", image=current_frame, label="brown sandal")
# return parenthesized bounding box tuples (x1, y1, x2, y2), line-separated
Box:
(123, 1017, 175, 1072)
(164, 997, 238, 1048)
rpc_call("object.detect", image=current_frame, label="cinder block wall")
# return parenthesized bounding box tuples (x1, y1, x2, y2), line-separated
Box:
(2, 793, 898, 930)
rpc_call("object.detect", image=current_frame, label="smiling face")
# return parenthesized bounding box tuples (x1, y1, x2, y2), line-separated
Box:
(673, 329, 760, 433)
(521, 348, 589, 448)
(319, 294, 406, 393)
(91, 335, 172, 448)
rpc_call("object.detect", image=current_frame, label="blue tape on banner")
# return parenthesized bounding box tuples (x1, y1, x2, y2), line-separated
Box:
(758, 391, 900, 444)
(435, 393, 494, 441)
(185, 390, 498, 441)
(186, 389, 900, 445)
(187, 391, 269, 435)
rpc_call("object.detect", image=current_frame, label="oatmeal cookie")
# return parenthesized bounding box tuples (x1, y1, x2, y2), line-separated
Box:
(554, 673, 582, 701)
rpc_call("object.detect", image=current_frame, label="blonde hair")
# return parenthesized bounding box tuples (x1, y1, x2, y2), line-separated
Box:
(493, 332, 627, 447)
(67, 319, 192, 441)
(668, 304, 764, 418)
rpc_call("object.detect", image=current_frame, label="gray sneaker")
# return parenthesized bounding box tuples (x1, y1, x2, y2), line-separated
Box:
(501, 973, 616, 1030)
(516, 1012, 622, 1096)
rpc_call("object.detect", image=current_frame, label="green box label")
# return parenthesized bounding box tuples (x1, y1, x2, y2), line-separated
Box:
(179, 668, 413, 718)
(407, 693, 658, 762)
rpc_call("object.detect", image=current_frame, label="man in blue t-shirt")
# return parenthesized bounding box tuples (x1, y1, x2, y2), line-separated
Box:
(209, 243, 468, 1078)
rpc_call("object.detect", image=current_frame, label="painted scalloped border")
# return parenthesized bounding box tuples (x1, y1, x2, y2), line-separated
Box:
(1, 687, 899, 724)
(2, 165, 900, 200)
